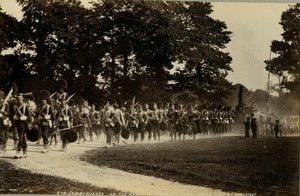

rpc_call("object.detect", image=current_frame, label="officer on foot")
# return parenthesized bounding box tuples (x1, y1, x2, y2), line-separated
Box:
(274, 120, 281, 139)
(250, 113, 258, 139)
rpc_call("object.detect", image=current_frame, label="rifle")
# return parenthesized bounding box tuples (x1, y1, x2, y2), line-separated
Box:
(58, 124, 83, 132)
(1, 87, 13, 112)
(66, 93, 75, 103)
(49, 92, 57, 99)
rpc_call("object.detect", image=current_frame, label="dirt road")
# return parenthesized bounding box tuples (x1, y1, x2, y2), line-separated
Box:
(2, 136, 236, 195)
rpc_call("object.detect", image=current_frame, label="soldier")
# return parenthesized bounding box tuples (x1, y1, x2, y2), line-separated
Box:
(273, 120, 281, 139)
(112, 103, 125, 144)
(250, 113, 258, 139)
(149, 103, 161, 141)
(244, 117, 250, 139)
(143, 103, 152, 141)
(187, 104, 200, 140)
(56, 99, 73, 151)
(136, 104, 146, 142)
(167, 103, 177, 141)
(103, 102, 115, 147)
(201, 108, 210, 137)
(124, 105, 138, 143)
(54, 79, 69, 106)
(89, 104, 101, 141)
(37, 90, 56, 153)
(0, 90, 11, 153)
(49, 98, 59, 148)
(5, 83, 19, 149)
(12, 93, 33, 158)
(76, 96, 89, 144)
(97, 99, 108, 140)
(159, 101, 169, 135)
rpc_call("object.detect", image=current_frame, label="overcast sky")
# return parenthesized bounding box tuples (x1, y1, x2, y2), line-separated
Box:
(0, 0, 294, 91)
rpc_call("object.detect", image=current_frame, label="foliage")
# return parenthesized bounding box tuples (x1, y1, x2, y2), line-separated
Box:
(265, 3, 300, 99)
(1, 0, 233, 105)
(0, 6, 20, 83)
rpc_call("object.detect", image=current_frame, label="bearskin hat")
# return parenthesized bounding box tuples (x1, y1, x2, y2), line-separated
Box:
(39, 90, 51, 101)
(0, 90, 5, 99)
(97, 98, 107, 109)
(4, 82, 18, 95)
(68, 99, 75, 106)
(162, 101, 169, 108)
(74, 95, 85, 106)
(157, 101, 163, 109)
(57, 79, 68, 90)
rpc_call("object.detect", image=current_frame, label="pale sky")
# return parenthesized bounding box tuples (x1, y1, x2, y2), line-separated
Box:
(0, 0, 294, 91)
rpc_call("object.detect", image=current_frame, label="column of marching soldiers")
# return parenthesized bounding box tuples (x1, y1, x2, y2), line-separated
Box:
(0, 79, 235, 159)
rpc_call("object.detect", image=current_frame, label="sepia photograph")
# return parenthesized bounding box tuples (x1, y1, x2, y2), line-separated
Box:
(0, 0, 299, 195)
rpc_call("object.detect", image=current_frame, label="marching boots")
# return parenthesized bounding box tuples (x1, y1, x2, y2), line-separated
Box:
(41, 144, 49, 153)
(23, 149, 27, 158)
(14, 150, 22, 159)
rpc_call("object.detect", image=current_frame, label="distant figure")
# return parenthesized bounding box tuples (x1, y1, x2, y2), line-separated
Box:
(244, 117, 250, 139)
(250, 113, 258, 139)
(274, 120, 281, 139)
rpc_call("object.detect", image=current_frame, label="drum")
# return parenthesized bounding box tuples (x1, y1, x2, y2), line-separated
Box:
(65, 129, 78, 143)
(121, 128, 130, 139)
(26, 127, 40, 142)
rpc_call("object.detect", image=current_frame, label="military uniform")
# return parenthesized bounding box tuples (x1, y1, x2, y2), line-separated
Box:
(89, 104, 101, 141)
(0, 91, 11, 153)
(77, 104, 90, 144)
(56, 100, 73, 151)
(38, 90, 56, 152)
(12, 94, 32, 158)
(250, 114, 258, 139)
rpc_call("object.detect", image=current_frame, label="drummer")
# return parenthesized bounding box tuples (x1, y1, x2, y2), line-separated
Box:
(56, 99, 73, 151)
(37, 90, 56, 153)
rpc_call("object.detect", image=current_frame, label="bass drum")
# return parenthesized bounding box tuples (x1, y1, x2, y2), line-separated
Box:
(121, 128, 130, 139)
(26, 127, 40, 142)
(65, 129, 78, 143)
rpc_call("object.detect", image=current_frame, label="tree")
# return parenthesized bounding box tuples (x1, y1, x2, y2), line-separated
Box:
(265, 4, 300, 98)
(170, 2, 233, 104)
(16, 0, 106, 97)
(6, 0, 233, 105)
(0, 7, 20, 83)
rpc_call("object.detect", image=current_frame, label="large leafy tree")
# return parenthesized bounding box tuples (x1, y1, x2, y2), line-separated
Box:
(16, 0, 106, 97)
(265, 4, 300, 98)
(264, 4, 300, 115)
(170, 2, 233, 104)
(6, 0, 233, 104)
(0, 6, 20, 84)
(91, 0, 176, 102)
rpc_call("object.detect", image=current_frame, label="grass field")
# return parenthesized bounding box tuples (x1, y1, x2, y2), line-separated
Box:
(81, 136, 299, 195)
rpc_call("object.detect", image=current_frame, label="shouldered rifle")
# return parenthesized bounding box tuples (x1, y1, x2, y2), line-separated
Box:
(1, 87, 13, 112)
